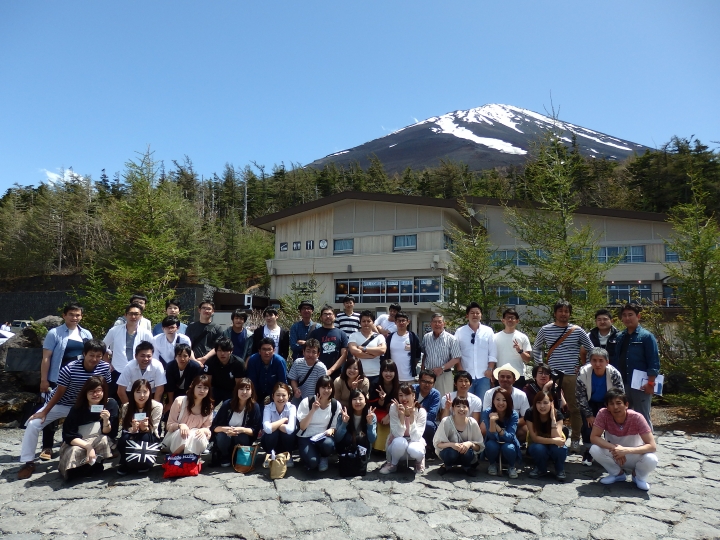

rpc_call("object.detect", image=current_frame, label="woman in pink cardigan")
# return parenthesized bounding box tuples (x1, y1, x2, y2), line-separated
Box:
(162, 374, 214, 455)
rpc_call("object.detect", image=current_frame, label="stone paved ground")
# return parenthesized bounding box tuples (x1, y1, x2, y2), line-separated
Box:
(1, 429, 719, 540)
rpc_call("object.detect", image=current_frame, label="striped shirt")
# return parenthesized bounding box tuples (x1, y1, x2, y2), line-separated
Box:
(421, 330, 461, 370)
(532, 323, 594, 374)
(53, 360, 112, 407)
(335, 312, 361, 336)
(288, 359, 328, 399)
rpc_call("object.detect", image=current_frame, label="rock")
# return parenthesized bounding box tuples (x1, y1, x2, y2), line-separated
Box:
(673, 430, 687, 436)
(591, 515, 668, 540)
(144, 521, 200, 538)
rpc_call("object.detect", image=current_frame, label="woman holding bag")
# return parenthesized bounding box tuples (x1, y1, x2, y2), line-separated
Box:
(296, 376, 341, 472)
(117, 379, 163, 475)
(261, 382, 297, 464)
(58, 376, 119, 479)
(211, 378, 262, 467)
(433, 397, 484, 477)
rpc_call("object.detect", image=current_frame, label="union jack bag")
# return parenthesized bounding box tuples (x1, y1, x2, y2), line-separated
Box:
(123, 439, 162, 470)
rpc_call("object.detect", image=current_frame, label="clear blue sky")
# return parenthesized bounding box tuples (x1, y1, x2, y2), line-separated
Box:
(1, 1, 718, 192)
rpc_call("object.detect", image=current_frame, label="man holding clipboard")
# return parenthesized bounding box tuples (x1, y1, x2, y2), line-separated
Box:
(612, 303, 660, 430)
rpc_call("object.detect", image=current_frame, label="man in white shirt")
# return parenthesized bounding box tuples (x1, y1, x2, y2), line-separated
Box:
(382, 311, 421, 383)
(494, 308, 532, 387)
(455, 302, 497, 399)
(113, 294, 152, 333)
(348, 310, 387, 377)
(482, 364, 530, 441)
(117, 340, 167, 404)
(152, 316, 193, 367)
(103, 303, 154, 398)
(374, 303, 401, 337)
(438, 371, 483, 422)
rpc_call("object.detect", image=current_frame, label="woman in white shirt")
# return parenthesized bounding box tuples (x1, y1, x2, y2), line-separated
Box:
(433, 397, 484, 477)
(296, 376, 341, 472)
(379, 383, 427, 475)
(261, 382, 297, 464)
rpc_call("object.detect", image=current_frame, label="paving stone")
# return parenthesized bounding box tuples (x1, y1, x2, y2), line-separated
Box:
(575, 496, 618, 512)
(324, 483, 359, 501)
(274, 477, 305, 492)
(332, 499, 375, 517)
(34, 516, 104, 535)
(209, 519, 259, 538)
(671, 518, 720, 539)
(390, 520, 441, 540)
(538, 484, 580, 505)
(250, 515, 296, 539)
(237, 488, 280, 501)
(345, 516, 395, 539)
(563, 506, 607, 523)
(291, 512, 343, 532)
(397, 496, 447, 514)
(467, 480, 504, 493)
(0, 516, 37, 534)
(424, 509, 470, 527)
(156, 498, 211, 517)
(51, 497, 110, 516)
(468, 493, 517, 514)
(496, 512, 542, 535)
(232, 499, 282, 516)
(452, 517, 511, 536)
(297, 528, 348, 540)
(225, 474, 272, 489)
(591, 515, 668, 540)
(378, 503, 422, 522)
(144, 521, 200, 538)
(5, 500, 65, 515)
(282, 501, 332, 519)
(103, 499, 160, 516)
(278, 490, 326, 503)
(359, 488, 392, 508)
(199, 506, 232, 522)
(617, 503, 684, 524)
(195, 486, 237, 504)
(542, 518, 591, 537)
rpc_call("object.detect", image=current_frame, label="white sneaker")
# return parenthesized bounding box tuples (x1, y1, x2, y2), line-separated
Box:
(487, 464, 498, 476)
(633, 476, 650, 490)
(508, 467, 518, 479)
(600, 472, 627, 485)
(379, 462, 397, 475)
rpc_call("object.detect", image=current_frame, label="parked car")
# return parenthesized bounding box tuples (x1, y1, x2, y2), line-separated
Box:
(10, 320, 32, 334)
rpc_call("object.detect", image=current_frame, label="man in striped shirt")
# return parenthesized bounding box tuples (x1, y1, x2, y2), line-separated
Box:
(421, 313, 462, 396)
(288, 338, 327, 405)
(532, 299, 593, 453)
(334, 295, 361, 337)
(18, 339, 112, 479)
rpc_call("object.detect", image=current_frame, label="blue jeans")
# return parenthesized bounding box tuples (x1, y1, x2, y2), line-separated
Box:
(528, 442, 567, 472)
(215, 432, 254, 463)
(439, 447, 475, 468)
(484, 439, 517, 467)
(470, 377, 491, 400)
(261, 429, 296, 454)
(297, 436, 335, 470)
(423, 420, 438, 456)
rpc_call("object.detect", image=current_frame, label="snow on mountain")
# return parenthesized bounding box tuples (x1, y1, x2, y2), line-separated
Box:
(306, 104, 650, 173)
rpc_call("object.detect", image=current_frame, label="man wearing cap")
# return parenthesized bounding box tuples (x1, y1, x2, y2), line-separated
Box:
(420, 313, 461, 396)
(482, 364, 531, 441)
(289, 301, 321, 361)
(251, 307, 290, 360)
(335, 295, 361, 337)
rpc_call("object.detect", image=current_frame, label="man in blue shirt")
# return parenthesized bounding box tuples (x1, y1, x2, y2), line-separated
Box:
(223, 309, 253, 360)
(39, 302, 93, 460)
(151, 298, 187, 336)
(289, 301, 321, 361)
(414, 369, 441, 459)
(612, 303, 660, 430)
(246, 337, 288, 404)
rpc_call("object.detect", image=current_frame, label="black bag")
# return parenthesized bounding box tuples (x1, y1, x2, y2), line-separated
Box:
(120, 432, 161, 470)
(338, 445, 368, 477)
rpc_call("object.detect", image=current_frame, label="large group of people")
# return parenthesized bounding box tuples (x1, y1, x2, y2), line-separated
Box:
(17, 296, 660, 492)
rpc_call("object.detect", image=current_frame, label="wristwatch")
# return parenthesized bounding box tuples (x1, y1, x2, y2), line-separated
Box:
(362, 346, 367, 353)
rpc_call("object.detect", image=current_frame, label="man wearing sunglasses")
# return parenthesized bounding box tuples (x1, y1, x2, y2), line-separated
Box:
(454, 302, 496, 399)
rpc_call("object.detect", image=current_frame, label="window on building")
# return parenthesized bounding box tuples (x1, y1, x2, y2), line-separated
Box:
(598, 245, 645, 263)
(334, 277, 440, 304)
(606, 283, 652, 303)
(333, 239, 354, 254)
(443, 234, 455, 252)
(393, 234, 417, 251)
(497, 286, 526, 305)
(665, 245, 680, 262)
(414, 277, 441, 302)
(334, 279, 360, 303)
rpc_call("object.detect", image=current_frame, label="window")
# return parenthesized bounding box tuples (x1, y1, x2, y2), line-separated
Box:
(598, 245, 645, 263)
(415, 277, 441, 302)
(334, 279, 360, 302)
(497, 286, 525, 305)
(334, 277, 441, 304)
(393, 234, 417, 251)
(606, 283, 652, 303)
(665, 246, 680, 262)
(333, 239, 354, 254)
(443, 234, 455, 252)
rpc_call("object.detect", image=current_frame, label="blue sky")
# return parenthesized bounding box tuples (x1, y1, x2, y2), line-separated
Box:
(1, 1, 718, 193)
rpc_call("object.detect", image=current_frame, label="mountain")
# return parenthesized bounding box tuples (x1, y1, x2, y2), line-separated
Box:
(306, 104, 651, 173)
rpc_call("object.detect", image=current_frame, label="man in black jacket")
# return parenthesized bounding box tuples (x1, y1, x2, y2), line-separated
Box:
(250, 308, 290, 360)
(382, 311, 421, 383)
(587, 309, 619, 358)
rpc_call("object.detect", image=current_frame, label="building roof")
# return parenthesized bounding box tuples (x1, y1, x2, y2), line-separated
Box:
(251, 191, 669, 231)
(251, 191, 479, 231)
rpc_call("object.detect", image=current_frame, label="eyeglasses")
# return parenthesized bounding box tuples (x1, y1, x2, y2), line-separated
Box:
(470, 333, 476, 344)
(127, 312, 142, 317)
(420, 379, 434, 385)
